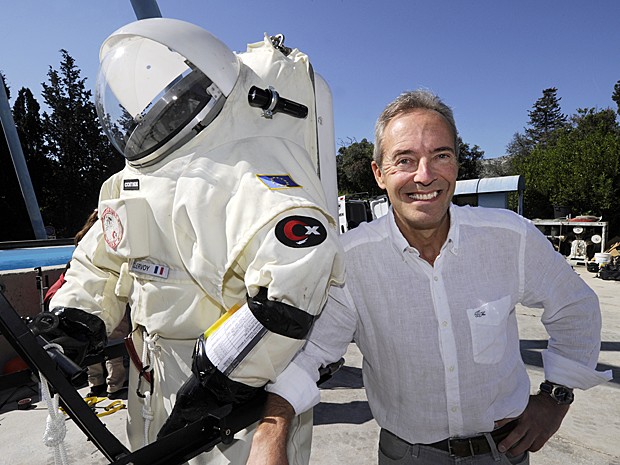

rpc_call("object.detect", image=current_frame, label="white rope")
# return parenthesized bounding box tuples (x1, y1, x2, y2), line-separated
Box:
(140, 332, 159, 446)
(40, 343, 70, 465)
(142, 391, 154, 447)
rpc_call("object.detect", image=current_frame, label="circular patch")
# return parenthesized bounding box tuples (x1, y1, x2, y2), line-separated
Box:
(101, 206, 124, 251)
(275, 216, 327, 248)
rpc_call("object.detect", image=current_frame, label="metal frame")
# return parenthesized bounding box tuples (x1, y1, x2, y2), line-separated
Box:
(532, 219, 608, 254)
(0, 291, 266, 464)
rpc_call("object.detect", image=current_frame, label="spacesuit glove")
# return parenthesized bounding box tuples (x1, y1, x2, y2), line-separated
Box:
(157, 333, 262, 439)
(29, 307, 107, 366)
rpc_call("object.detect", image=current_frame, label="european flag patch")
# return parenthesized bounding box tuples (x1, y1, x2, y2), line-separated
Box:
(257, 174, 302, 189)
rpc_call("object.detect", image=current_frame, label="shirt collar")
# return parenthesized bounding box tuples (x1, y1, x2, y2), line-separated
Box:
(386, 204, 461, 256)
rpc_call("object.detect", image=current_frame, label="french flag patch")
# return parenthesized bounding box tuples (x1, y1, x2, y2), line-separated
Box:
(131, 260, 170, 279)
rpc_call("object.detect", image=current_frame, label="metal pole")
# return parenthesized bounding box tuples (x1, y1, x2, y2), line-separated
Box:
(0, 81, 47, 239)
(130, 0, 162, 19)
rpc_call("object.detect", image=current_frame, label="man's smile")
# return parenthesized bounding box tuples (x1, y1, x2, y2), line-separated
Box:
(407, 191, 440, 201)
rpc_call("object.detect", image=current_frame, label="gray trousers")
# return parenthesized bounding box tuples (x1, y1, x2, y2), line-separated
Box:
(378, 429, 529, 465)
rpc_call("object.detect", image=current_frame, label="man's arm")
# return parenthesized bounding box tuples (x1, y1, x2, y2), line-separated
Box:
(247, 393, 295, 465)
(247, 285, 357, 463)
(505, 221, 612, 455)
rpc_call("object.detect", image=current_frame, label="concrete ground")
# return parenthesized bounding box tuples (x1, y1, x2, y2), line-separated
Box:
(1, 266, 618, 464)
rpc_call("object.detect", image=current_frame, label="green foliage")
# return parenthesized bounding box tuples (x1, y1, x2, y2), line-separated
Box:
(13, 87, 49, 201)
(525, 87, 568, 146)
(1, 73, 36, 240)
(613, 80, 620, 116)
(513, 106, 620, 226)
(40, 50, 124, 237)
(457, 138, 484, 180)
(336, 138, 383, 196)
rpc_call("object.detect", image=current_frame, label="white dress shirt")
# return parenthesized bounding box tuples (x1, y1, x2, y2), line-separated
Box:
(267, 204, 612, 445)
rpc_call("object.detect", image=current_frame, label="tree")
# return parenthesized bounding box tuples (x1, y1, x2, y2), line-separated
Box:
(506, 88, 570, 217)
(12, 87, 50, 214)
(525, 87, 568, 147)
(41, 49, 124, 237)
(457, 138, 484, 180)
(611, 80, 620, 116)
(513, 107, 620, 225)
(0, 73, 36, 240)
(336, 138, 382, 196)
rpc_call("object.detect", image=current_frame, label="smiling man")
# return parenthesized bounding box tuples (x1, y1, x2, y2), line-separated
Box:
(248, 90, 611, 465)
(370, 106, 458, 265)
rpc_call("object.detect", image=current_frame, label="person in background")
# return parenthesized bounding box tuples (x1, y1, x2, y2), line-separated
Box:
(248, 89, 612, 465)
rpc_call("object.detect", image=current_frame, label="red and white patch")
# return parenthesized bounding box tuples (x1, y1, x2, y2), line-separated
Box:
(101, 207, 124, 251)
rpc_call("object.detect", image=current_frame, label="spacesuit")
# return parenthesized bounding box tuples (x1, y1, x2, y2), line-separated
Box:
(49, 18, 344, 464)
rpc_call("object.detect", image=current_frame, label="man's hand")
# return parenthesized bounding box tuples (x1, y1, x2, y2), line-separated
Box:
(497, 393, 570, 456)
(247, 393, 295, 465)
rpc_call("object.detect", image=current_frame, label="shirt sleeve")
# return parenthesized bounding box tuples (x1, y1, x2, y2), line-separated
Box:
(521, 221, 612, 389)
(266, 283, 357, 414)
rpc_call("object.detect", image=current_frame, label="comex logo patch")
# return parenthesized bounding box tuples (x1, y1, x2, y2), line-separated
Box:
(275, 216, 327, 248)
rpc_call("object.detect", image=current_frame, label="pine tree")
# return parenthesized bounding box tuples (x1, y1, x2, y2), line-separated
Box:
(41, 49, 124, 237)
(525, 87, 567, 146)
(12, 88, 50, 205)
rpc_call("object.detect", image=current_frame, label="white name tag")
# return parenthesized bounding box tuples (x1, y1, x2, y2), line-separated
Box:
(131, 260, 170, 279)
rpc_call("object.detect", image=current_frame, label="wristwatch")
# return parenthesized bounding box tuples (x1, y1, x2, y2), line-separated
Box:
(539, 381, 574, 405)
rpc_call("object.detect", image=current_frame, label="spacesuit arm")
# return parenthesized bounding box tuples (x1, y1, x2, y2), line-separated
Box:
(217, 207, 345, 386)
(49, 177, 128, 334)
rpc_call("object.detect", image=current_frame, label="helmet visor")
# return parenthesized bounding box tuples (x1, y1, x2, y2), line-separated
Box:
(96, 36, 220, 164)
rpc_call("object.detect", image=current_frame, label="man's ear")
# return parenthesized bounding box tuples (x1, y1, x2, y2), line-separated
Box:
(371, 161, 386, 190)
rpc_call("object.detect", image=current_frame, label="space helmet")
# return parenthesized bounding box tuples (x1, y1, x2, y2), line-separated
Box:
(95, 18, 240, 167)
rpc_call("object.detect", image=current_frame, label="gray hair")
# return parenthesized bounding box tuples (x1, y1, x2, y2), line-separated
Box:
(373, 89, 459, 167)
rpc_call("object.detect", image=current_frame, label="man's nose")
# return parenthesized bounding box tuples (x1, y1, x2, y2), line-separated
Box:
(413, 158, 435, 185)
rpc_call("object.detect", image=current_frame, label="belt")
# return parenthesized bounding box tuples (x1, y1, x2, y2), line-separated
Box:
(426, 420, 517, 458)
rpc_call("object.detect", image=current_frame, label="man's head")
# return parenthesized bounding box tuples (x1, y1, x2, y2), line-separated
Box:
(373, 90, 458, 167)
(371, 90, 459, 241)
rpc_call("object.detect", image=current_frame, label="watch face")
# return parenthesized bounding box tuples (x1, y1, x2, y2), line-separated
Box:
(551, 386, 574, 404)
(540, 382, 574, 404)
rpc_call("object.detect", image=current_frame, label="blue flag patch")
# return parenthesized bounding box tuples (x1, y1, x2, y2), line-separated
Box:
(257, 174, 301, 189)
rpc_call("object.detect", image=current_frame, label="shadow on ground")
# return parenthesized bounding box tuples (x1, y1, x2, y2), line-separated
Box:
(313, 400, 374, 426)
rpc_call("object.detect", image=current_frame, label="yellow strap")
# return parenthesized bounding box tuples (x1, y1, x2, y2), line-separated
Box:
(96, 400, 126, 417)
(204, 302, 243, 338)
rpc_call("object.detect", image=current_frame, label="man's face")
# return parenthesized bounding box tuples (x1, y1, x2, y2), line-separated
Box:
(372, 109, 458, 234)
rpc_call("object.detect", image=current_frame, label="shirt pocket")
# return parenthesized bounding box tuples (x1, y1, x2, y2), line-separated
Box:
(466, 295, 511, 364)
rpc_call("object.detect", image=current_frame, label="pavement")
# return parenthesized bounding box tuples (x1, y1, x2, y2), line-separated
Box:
(1, 266, 619, 464)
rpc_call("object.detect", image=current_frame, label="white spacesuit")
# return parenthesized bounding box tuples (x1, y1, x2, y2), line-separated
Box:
(50, 18, 344, 464)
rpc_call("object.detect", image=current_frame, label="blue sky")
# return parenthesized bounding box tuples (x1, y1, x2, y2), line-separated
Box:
(1, 0, 619, 158)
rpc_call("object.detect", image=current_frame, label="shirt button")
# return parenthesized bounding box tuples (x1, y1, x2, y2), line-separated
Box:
(434, 276, 439, 281)
(442, 321, 448, 327)
(451, 406, 458, 413)
(448, 366, 455, 372)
